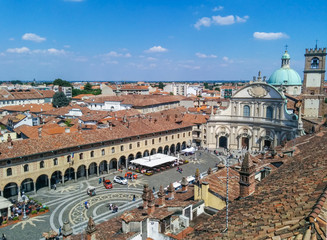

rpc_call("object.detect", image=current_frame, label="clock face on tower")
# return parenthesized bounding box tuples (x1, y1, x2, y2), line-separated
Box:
(306, 73, 321, 87)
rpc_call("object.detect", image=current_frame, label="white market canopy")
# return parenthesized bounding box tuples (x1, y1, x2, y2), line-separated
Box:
(0, 196, 13, 210)
(130, 153, 177, 168)
(181, 147, 196, 153)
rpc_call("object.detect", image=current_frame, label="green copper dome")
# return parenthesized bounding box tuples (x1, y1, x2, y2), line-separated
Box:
(267, 50, 302, 86)
(268, 68, 302, 86)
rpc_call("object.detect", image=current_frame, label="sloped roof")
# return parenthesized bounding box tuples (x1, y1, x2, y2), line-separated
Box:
(188, 130, 327, 239)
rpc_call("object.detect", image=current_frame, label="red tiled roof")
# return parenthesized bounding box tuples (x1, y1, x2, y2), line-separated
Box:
(0, 103, 54, 113)
(188, 130, 327, 239)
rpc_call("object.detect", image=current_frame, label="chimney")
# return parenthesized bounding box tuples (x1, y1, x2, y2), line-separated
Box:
(85, 216, 96, 238)
(142, 184, 150, 209)
(239, 153, 256, 198)
(147, 190, 155, 215)
(181, 177, 188, 192)
(195, 168, 200, 182)
(157, 186, 165, 207)
(167, 183, 175, 200)
(38, 127, 42, 138)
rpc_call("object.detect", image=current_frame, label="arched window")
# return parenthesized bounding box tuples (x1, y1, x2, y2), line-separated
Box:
(311, 57, 319, 69)
(266, 106, 274, 119)
(120, 145, 124, 151)
(90, 151, 94, 158)
(53, 158, 58, 166)
(79, 153, 83, 160)
(7, 168, 12, 176)
(23, 164, 29, 172)
(101, 149, 105, 156)
(243, 105, 250, 117)
(111, 147, 115, 153)
(40, 161, 45, 169)
(67, 155, 71, 163)
(129, 144, 132, 150)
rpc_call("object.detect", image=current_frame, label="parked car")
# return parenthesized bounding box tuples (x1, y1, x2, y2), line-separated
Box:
(113, 176, 128, 185)
(103, 180, 113, 189)
(125, 172, 137, 179)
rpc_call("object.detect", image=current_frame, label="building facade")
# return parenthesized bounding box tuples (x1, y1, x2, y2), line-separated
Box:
(206, 77, 299, 151)
(0, 121, 193, 198)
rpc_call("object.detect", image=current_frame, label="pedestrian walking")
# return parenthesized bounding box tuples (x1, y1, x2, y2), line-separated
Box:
(59, 226, 62, 236)
(99, 177, 102, 184)
(54, 184, 56, 190)
(133, 194, 136, 201)
(152, 186, 155, 192)
(2, 233, 7, 240)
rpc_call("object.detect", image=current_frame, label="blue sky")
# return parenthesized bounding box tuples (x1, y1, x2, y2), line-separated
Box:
(0, 0, 326, 82)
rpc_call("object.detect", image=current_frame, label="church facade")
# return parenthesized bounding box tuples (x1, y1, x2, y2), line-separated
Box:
(206, 74, 300, 151)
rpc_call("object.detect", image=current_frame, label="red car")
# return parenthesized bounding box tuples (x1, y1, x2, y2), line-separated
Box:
(103, 180, 113, 189)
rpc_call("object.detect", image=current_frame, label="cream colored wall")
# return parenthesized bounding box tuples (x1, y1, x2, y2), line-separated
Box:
(0, 128, 193, 190)
(194, 183, 226, 210)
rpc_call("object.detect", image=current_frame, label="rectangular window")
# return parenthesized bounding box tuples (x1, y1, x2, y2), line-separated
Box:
(152, 139, 155, 144)
(121, 145, 124, 151)
(145, 140, 147, 146)
(112, 147, 115, 153)
(101, 149, 105, 156)
(137, 142, 140, 147)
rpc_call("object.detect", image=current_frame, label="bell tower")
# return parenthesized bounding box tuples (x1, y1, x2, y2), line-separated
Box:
(302, 45, 326, 118)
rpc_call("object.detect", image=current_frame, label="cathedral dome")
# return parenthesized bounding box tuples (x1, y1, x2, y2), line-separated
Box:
(268, 50, 302, 86)
(268, 68, 302, 86)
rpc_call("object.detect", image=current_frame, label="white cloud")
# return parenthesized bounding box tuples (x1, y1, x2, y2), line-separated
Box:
(196, 52, 217, 58)
(194, 17, 212, 29)
(212, 15, 235, 25)
(222, 56, 233, 63)
(179, 64, 201, 70)
(236, 15, 249, 23)
(7, 47, 30, 53)
(147, 57, 157, 61)
(47, 48, 66, 55)
(213, 6, 223, 12)
(195, 15, 249, 29)
(145, 46, 168, 53)
(22, 33, 46, 43)
(105, 51, 131, 57)
(253, 32, 289, 40)
(9, 38, 14, 41)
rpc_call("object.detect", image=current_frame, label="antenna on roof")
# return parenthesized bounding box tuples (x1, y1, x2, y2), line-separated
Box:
(216, 153, 238, 233)
(315, 39, 318, 49)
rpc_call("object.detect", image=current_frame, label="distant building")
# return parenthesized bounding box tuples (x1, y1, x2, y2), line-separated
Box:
(0, 89, 54, 107)
(164, 83, 188, 96)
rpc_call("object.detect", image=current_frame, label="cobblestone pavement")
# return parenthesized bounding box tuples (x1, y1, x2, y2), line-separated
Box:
(0, 150, 234, 240)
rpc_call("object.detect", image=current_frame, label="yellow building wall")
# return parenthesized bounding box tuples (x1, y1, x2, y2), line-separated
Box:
(194, 183, 226, 210)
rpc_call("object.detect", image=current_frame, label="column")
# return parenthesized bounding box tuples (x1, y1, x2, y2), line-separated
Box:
(107, 163, 110, 173)
(18, 185, 21, 199)
(74, 172, 77, 182)
(96, 166, 100, 177)
(125, 160, 128, 170)
(0, 190, 3, 197)
(33, 182, 37, 194)
(86, 169, 89, 180)
(238, 102, 241, 116)
(62, 175, 65, 186)
(7, 206, 11, 218)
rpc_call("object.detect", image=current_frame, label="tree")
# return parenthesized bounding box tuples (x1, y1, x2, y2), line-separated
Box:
(158, 82, 165, 89)
(52, 92, 70, 108)
(84, 82, 93, 91)
(53, 78, 72, 87)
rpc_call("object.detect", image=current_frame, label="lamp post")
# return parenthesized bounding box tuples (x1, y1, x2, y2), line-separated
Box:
(22, 195, 28, 220)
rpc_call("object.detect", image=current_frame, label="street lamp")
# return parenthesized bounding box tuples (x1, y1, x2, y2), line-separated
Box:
(22, 195, 28, 220)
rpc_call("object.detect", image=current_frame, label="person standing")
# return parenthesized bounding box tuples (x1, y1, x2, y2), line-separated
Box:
(133, 195, 136, 201)
(54, 184, 56, 190)
(59, 226, 62, 236)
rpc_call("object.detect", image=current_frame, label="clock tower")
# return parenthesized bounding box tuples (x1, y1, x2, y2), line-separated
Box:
(302, 46, 326, 118)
